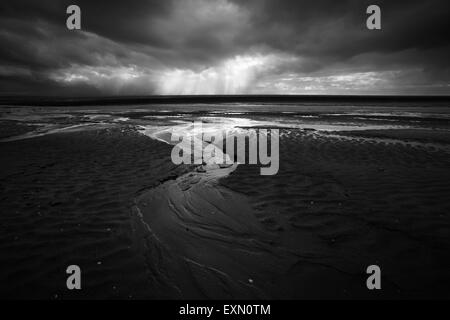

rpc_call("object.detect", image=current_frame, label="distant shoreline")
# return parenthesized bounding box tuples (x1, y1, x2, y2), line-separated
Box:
(1, 95, 450, 106)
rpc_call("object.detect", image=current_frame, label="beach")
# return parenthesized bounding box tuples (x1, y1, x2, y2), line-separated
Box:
(0, 102, 449, 299)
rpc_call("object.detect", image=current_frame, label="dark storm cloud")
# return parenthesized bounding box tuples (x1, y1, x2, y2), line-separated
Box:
(0, 0, 449, 95)
(229, 0, 450, 75)
(236, 0, 450, 54)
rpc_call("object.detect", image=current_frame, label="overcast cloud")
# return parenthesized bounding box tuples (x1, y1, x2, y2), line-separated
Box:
(0, 0, 449, 95)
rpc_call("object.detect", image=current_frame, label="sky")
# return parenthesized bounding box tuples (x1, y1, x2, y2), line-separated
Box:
(0, 0, 449, 96)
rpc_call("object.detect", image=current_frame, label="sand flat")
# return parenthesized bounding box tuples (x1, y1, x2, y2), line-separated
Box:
(1, 105, 450, 299)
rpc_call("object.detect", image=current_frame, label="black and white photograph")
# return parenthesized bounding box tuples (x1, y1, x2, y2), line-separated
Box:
(0, 0, 450, 304)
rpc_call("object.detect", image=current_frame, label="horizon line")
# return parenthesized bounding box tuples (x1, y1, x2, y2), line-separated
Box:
(1, 94, 450, 106)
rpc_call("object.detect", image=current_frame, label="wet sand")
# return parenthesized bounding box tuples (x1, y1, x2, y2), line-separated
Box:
(220, 129, 450, 298)
(1, 116, 450, 299)
(133, 128, 450, 299)
(0, 125, 193, 299)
